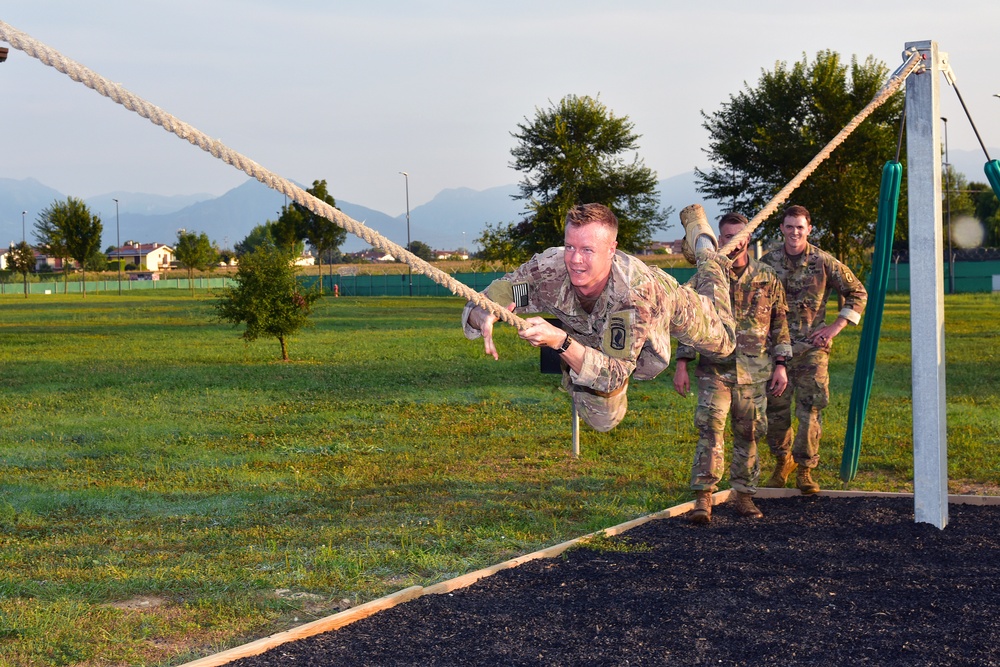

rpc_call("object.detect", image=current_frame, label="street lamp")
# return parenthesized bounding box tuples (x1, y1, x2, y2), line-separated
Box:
(941, 116, 954, 294)
(399, 171, 412, 296)
(113, 198, 122, 295)
(21, 210, 26, 242)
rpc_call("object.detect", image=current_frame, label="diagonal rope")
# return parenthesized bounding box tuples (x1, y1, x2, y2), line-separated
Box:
(717, 49, 924, 256)
(0, 20, 530, 330)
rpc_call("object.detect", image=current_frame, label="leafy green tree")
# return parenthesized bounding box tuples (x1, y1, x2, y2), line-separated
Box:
(406, 240, 435, 262)
(697, 50, 904, 270)
(215, 244, 319, 361)
(175, 230, 219, 295)
(235, 222, 304, 258)
(479, 94, 668, 262)
(6, 241, 35, 298)
(33, 211, 72, 292)
(35, 197, 103, 297)
(295, 180, 346, 294)
(967, 181, 1000, 246)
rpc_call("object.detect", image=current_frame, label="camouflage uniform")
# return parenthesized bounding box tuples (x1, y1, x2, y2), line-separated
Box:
(462, 248, 736, 431)
(760, 242, 867, 468)
(676, 258, 791, 494)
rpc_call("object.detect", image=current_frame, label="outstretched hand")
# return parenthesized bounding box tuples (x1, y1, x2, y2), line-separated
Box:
(478, 303, 516, 360)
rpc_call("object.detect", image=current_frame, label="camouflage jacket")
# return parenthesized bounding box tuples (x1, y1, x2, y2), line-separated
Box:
(760, 242, 867, 352)
(462, 248, 735, 395)
(676, 257, 792, 385)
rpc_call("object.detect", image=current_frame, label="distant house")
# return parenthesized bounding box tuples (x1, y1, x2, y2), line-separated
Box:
(434, 249, 469, 260)
(108, 242, 175, 270)
(1, 246, 77, 272)
(293, 251, 316, 267)
(352, 249, 395, 263)
(644, 239, 684, 255)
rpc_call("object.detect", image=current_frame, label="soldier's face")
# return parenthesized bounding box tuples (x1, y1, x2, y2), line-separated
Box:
(719, 222, 748, 262)
(564, 223, 617, 298)
(781, 215, 812, 254)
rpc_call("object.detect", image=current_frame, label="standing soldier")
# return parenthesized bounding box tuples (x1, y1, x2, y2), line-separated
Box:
(674, 213, 791, 523)
(760, 205, 868, 494)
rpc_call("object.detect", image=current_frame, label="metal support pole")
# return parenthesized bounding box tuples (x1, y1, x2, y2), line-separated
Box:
(571, 401, 580, 459)
(905, 40, 949, 529)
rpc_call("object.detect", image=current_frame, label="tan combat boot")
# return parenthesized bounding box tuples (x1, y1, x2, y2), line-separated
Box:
(689, 490, 712, 524)
(796, 467, 820, 494)
(732, 491, 764, 519)
(764, 454, 797, 488)
(679, 204, 718, 264)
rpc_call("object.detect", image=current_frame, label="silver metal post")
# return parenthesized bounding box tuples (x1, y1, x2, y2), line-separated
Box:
(571, 401, 580, 459)
(905, 40, 949, 529)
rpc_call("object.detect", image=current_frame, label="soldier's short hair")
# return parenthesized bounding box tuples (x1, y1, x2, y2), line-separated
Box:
(783, 205, 811, 224)
(718, 212, 749, 232)
(565, 203, 618, 239)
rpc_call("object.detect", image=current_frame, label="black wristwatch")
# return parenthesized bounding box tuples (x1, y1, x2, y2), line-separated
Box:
(555, 332, 572, 354)
(774, 358, 787, 367)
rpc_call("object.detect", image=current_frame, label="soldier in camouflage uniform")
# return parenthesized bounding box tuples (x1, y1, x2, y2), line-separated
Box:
(462, 203, 736, 433)
(760, 205, 868, 494)
(673, 213, 791, 523)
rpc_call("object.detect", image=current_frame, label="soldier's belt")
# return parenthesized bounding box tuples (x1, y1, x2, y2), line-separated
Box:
(571, 379, 629, 398)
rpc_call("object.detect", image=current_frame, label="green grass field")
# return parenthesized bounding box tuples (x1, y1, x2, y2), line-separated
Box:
(1, 291, 999, 666)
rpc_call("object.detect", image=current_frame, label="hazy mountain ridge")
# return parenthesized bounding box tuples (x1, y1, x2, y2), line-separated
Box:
(3, 147, 994, 253)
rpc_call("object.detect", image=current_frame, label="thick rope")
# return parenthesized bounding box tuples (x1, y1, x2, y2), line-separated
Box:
(0, 21, 528, 330)
(717, 49, 924, 256)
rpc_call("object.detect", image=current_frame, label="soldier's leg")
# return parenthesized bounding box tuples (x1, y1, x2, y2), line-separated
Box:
(792, 349, 830, 469)
(729, 381, 766, 494)
(765, 377, 794, 459)
(690, 375, 730, 492)
(562, 372, 629, 432)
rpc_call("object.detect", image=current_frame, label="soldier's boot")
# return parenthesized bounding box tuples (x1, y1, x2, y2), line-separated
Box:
(796, 467, 821, 495)
(689, 490, 713, 524)
(732, 491, 764, 519)
(679, 204, 718, 264)
(764, 454, 797, 488)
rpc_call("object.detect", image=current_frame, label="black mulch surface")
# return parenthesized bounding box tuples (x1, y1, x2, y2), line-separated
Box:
(229, 496, 1000, 666)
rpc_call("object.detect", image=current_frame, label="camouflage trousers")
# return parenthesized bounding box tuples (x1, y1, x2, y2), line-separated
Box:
(561, 372, 628, 433)
(765, 346, 830, 469)
(689, 375, 766, 494)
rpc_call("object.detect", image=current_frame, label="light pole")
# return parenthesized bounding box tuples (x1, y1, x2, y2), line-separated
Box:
(21, 210, 26, 242)
(941, 116, 954, 294)
(399, 171, 412, 296)
(20, 211, 28, 296)
(113, 198, 122, 295)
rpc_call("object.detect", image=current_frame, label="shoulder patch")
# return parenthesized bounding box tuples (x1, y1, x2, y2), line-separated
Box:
(603, 310, 634, 359)
(486, 280, 529, 308)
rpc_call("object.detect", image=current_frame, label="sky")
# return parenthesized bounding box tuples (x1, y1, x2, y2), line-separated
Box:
(1, 1, 998, 219)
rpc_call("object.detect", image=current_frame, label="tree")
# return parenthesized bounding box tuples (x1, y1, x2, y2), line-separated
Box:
(295, 180, 346, 295)
(33, 211, 71, 293)
(697, 51, 905, 271)
(479, 94, 669, 263)
(35, 197, 103, 297)
(6, 241, 34, 298)
(235, 222, 304, 258)
(215, 244, 319, 361)
(406, 240, 435, 262)
(968, 181, 1000, 246)
(175, 230, 219, 295)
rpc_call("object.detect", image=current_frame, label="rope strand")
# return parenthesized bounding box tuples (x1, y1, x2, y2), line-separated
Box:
(0, 20, 529, 330)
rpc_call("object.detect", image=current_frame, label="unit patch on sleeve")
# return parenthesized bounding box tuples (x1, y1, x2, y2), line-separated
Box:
(602, 310, 634, 359)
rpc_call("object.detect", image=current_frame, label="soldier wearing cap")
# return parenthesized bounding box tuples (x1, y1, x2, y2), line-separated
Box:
(673, 212, 791, 523)
(462, 202, 736, 432)
(760, 204, 868, 494)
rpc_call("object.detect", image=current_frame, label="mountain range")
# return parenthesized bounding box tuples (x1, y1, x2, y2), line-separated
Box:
(2, 146, 993, 254)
